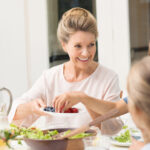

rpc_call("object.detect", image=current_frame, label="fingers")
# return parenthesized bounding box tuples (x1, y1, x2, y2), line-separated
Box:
(53, 95, 68, 113)
(52, 92, 81, 113)
(53, 96, 59, 108)
(58, 101, 65, 113)
(36, 99, 46, 108)
(62, 102, 72, 112)
(31, 99, 49, 116)
(55, 98, 66, 113)
(53, 96, 60, 112)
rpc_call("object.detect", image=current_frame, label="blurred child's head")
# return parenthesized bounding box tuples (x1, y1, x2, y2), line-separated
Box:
(127, 56, 150, 132)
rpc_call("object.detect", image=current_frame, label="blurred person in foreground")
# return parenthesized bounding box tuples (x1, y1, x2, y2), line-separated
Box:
(127, 56, 150, 150)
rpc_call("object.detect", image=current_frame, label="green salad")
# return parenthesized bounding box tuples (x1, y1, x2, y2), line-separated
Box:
(114, 126, 131, 143)
(0, 124, 92, 142)
(0, 124, 93, 148)
(62, 130, 92, 139)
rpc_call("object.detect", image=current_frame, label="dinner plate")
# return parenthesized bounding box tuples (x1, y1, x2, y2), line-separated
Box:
(41, 108, 82, 117)
(110, 129, 143, 147)
(43, 111, 81, 117)
(110, 137, 131, 147)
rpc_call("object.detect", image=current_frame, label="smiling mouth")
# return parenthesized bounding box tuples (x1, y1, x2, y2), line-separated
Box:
(78, 57, 89, 62)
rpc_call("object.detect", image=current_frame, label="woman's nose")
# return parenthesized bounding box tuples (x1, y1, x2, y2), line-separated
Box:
(81, 49, 89, 56)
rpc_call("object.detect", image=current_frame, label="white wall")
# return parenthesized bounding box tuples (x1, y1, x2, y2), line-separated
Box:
(0, 0, 49, 98)
(0, 0, 28, 97)
(96, 0, 131, 90)
(25, 0, 49, 86)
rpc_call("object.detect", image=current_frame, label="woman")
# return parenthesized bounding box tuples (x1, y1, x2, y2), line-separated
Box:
(54, 41, 150, 117)
(9, 8, 122, 131)
(127, 56, 150, 150)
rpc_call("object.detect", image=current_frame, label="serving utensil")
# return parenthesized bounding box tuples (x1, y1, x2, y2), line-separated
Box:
(53, 108, 119, 140)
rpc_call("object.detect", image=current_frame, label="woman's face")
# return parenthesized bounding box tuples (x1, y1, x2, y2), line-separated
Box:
(62, 31, 96, 69)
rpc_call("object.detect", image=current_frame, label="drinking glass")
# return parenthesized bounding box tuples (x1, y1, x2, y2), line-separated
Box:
(0, 112, 9, 130)
(0, 87, 13, 130)
(83, 135, 110, 150)
(83, 136, 100, 150)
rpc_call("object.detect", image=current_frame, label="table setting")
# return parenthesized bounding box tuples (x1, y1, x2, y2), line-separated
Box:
(0, 88, 143, 150)
(0, 114, 142, 150)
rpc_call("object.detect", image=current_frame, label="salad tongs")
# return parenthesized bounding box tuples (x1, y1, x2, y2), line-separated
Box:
(53, 108, 119, 140)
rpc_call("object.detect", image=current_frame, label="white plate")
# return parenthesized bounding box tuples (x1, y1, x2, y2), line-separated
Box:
(42, 108, 82, 117)
(43, 111, 81, 117)
(110, 137, 131, 147)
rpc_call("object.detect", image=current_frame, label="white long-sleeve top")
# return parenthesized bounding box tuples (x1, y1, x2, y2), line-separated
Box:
(8, 64, 122, 130)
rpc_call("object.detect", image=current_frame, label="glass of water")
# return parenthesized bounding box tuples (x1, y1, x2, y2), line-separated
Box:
(83, 135, 110, 150)
(83, 134, 110, 150)
(98, 134, 110, 150)
(83, 136, 100, 150)
(0, 112, 9, 130)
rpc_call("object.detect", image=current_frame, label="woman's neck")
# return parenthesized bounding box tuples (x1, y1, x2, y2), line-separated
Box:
(63, 61, 98, 82)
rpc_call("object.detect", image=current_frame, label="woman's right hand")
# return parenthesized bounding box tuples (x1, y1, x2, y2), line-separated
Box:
(53, 91, 87, 113)
(14, 99, 49, 120)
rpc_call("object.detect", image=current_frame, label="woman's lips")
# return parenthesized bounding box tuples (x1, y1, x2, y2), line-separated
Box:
(77, 57, 89, 62)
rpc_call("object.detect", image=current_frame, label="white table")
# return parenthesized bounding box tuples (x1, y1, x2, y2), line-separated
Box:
(9, 140, 129, 150)
(7, 113, 136, 150)
(110, 146, 128, 150)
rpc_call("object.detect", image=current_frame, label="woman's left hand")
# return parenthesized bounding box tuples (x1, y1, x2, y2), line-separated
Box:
(128, 138, 144, 150)
(53, 91, 86, 112)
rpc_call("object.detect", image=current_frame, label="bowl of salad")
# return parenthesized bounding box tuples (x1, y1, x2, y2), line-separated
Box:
(1, 124, 96, 150)
(24, 128, 95, 150)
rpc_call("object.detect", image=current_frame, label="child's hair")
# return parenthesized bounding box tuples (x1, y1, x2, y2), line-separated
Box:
(57, 7, 98, 43)
(127, 56, 150, 116)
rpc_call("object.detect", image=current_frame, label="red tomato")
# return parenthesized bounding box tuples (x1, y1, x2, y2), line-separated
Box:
(64, 107, 78, 113)
(72, 108, 78, 113)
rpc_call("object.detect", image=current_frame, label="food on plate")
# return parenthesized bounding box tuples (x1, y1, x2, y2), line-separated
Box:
(43, 106, 55, 112)
(111, 125, 143, 147)
(114, 129, 131, 143)
(64, 108, 78, 113)
(43, 107, 79, 113)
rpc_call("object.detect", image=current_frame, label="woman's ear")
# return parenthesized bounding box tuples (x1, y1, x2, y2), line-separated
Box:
(61, 41, 67, 52)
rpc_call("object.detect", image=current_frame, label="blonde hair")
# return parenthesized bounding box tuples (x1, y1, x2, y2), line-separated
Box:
(127, 56, 150, 116)
(57, 7, 98, 43)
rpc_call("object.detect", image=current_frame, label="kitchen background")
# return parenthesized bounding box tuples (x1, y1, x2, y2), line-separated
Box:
(0, 0, 150, 99)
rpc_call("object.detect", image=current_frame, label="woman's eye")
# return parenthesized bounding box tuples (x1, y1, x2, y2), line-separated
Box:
(89, 43, 95, 47)
(75, 45, 81, 48)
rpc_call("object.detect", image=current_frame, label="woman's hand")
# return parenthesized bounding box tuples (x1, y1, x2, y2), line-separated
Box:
(128, 138, 144, 150)
(14, 99, 48, 120)
(53, 91, 86, 112)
